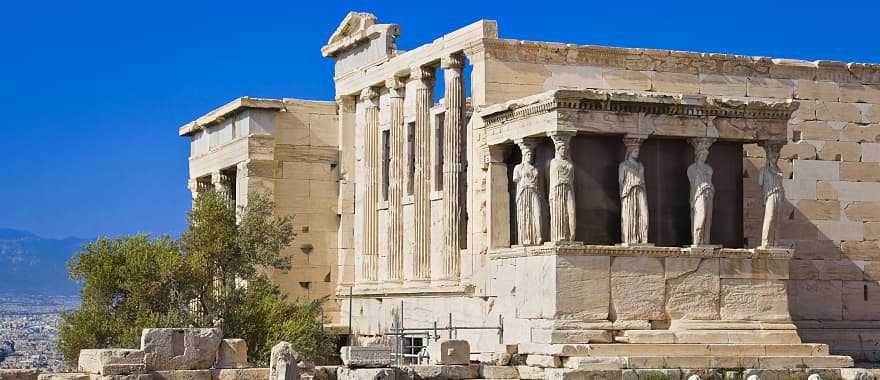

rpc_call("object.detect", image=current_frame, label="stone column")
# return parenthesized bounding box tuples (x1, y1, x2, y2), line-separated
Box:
(548, 131, 577, 243)
(487, 145, 511, 249)
(759, 141, 785, 248)
(513, 138, 544, 246)
(411, 65, 435, 281)
(360, 87, 380, 284)
(386, 76, 406, 283)
(441, 53, 466, 282)
(687, 137, 716, 247)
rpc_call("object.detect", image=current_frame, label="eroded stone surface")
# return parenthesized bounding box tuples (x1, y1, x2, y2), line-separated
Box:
(426, 339, 469, 365)
(78, 349, 146, 375)
(141, 328, 221, 371)
(339, 346, 392, 368)
(215, 339, 249, 369)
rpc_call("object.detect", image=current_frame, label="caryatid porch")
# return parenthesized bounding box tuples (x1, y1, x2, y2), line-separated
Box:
(480, 89, 805, 346)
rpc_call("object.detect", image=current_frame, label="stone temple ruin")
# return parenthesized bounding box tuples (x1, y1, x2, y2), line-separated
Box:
(160, 10, 880, 380)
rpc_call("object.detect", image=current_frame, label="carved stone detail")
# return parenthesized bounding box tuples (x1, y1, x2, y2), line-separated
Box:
(619, 137, 649, 245)
(360, 87, 380, 283)
(759, 141, 785, 248)
(688, 138, 716, 246)
(513, 138, 544, 246)
(411, 65, 434, 280)
(441, 53, 466, 281)
(549, 132, 577, 242)
(386, 77, 406, 282)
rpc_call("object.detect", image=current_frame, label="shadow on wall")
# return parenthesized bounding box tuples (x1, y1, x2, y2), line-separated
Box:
(743, 154, 879, 363)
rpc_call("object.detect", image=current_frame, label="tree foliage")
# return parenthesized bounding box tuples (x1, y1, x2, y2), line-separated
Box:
(58, 191, 334, 367)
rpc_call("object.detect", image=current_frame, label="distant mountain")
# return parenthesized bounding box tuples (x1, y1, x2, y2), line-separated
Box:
(0, 228, 86, 295)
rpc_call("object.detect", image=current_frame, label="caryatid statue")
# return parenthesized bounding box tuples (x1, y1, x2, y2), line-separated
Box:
(759, 141, 785, 248)
(619, 137, 649, 245)
(687, 138, 715, 246)
(513, 139, 544, 245)
(549, 132, 576, 242)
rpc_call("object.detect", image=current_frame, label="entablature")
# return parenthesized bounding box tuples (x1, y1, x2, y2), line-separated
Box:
(479, 89, 799, 145)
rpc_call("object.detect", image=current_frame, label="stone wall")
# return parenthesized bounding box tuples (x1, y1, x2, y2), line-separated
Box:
(268, 100, 340, 313)
(477, 38, 880, 360)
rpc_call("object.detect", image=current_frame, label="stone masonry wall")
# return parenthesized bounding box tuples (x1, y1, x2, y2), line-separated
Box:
(478, 38, 880, 360)
(269, 99, 340, 318)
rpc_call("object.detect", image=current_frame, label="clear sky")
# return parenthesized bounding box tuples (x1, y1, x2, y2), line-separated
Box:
(1, 1, 877, 239)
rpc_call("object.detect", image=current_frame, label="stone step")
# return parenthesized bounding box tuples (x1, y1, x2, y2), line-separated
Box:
(623, 355, 854, 369)
(582, 343, 830, 357)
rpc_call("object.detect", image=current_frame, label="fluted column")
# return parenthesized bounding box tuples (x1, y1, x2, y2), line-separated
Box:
(386, 76, 406, 282)
(441, 54, 466, 282)
(360, 87, 380, 284)
(411, 65, 435, 281)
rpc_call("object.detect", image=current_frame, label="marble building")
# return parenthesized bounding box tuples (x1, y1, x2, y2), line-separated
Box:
(181, 12, 880, 365)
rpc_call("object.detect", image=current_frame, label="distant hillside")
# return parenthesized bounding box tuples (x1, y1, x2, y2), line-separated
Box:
(0, 229, 85, 295)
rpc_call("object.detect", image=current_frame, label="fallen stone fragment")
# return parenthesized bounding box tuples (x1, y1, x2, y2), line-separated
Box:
(141, 328, 222, 371)
(270, 342, 301, 380)
(78, 349, 146, 375)
(339, 346, 392, 368)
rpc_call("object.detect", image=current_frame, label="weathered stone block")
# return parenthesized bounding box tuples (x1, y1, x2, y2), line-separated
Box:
(841, 162, 880, 182)
(478, 352, 511, 366)
(796, 80, 841, 101)
(795, 200, 841, 221)
(562, 357, 625, 371)
(401, 365, 478, 380)
(211, 368, 268, 380)
(426, 339, 469, 365)
(791, 280, 843, 320)
(526, 354, 561, 368)
(793, 160, 839, 181)
(665, 257, 720, 320)
(78, 349, 146, 375)
(339, 346, 392, 368)
(611, 257, 665, 320)
(141, 328, 221, 371)
(37, 374, 88, 380)
(0, 370, 41, 380)
(720, 279, 790, 321)
(150, 370, 212, 380)
(516, 365, 545, 380)
(270, 342, 300, 380)
(546, 368, 623, 380)
(336, 368, 399, 380)
(819, 141, 861, 161)
(215, 339, 249, 369)
(479, 365, 519, 379)
(817, 101, 862, 123)
(652, 72, 700, 94)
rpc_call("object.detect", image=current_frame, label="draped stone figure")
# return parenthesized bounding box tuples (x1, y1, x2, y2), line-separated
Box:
(513, 139, 544, 245)
(619, 138, 649, 245)
(759, 141, 785, 248)
(688, 138, 715, 246)
(549, 133, 576, 242)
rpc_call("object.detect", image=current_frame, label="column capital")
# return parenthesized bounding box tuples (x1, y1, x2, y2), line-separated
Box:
(488, 144, 511, 163)
(360, 87, 380, 107)
(385, 76, 407, 98)
(514, 137, 542, 149)
(688, 137, 716, 152)
(335, 94, 357, 113)
(760, 139, 785, 161)
(547, 130, 577, 141)
(410, 65, 435, 82)
(440, 53, 465, 70)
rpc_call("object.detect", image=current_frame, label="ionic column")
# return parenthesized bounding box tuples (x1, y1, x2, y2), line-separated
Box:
(411, 65, 435, 281)
(441, 53, 466, 282)
(360, 87, 380, 283)
(386, 76, 406, 282)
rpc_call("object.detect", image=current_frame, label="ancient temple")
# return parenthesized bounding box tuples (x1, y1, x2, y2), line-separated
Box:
(181, 12, 880, 368)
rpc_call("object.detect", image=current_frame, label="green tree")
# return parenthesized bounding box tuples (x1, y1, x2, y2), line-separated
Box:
(58, 191, 334, 367)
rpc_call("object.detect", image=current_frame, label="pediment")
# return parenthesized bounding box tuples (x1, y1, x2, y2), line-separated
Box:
(327, 12, 377, 46)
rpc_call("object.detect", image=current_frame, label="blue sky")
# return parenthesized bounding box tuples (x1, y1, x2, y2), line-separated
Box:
(1, 1, 877, 239)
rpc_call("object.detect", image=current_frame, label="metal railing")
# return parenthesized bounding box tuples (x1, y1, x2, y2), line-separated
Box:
(382, 300, 504, 365)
